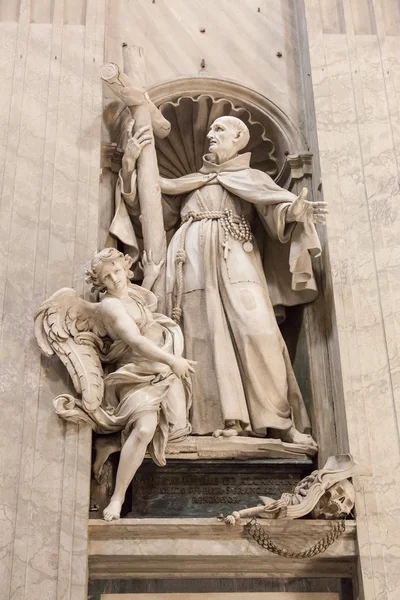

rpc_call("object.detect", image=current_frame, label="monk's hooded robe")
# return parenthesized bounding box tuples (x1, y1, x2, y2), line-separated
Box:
(109, 152, 321, 435)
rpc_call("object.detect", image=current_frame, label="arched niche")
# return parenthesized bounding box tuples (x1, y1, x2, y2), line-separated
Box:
(149, 78, 323, 451)
(103, 77, 312, 188)
(149, 77, 307, 186)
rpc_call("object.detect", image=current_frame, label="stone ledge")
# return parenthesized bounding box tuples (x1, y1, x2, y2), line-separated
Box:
(88, 518, 356, 579)
(164, 436, 317, 460)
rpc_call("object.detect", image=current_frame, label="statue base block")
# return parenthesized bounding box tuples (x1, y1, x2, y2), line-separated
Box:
(165, 434, 317, 460)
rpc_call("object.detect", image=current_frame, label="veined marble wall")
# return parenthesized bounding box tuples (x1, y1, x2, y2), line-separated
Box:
(102, 594, 340, 600)
(303, 0, 400, 598)
(105, 0, 305, 131)
(0, 1, 105, 599)
(2, 0, 399, 598)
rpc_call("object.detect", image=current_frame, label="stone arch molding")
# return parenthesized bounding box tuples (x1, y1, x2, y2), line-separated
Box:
(103, 77, 311, 188)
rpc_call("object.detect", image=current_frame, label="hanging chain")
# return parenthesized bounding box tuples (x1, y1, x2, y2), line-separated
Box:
(244, 517, 346, 559)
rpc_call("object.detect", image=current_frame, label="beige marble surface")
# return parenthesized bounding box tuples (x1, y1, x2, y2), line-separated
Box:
(2, 0, 398, 597)
(106, 0, 304, 131)
(88, 518, 356, 580)
(304, 1, 400, 598)
(0, 1, 105, 599)
(101, 594, 340, 600)
(165, 435, 317, 459)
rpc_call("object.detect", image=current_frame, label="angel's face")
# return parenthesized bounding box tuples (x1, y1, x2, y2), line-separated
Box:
(99, 260, 127, 295)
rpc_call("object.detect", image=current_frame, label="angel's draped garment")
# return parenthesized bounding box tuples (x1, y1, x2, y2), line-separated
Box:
(57, 286, 191, 466)
(109, 152, 322, 435)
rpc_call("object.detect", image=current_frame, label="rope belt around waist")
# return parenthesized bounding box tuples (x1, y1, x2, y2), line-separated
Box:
(171, 208, 253, 323)
(181, 209, 237, 223)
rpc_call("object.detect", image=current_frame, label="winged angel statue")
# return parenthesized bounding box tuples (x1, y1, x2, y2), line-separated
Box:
(34, 248, 194, 521)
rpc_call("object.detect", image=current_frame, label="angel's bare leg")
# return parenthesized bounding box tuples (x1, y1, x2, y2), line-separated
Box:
(103, 412, 158, 521)
(93, 433, 122, 481)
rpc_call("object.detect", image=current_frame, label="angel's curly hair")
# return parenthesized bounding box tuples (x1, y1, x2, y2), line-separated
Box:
(85, 248, 134, 292)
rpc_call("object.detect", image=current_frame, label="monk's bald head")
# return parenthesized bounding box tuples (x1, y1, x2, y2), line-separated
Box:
(207, 116, 250, 164)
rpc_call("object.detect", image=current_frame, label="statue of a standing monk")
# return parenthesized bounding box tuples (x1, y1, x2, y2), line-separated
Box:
(110, 115, 327, 445)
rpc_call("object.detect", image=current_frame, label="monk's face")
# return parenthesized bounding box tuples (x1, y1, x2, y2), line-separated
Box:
(207, 118, 240, 163)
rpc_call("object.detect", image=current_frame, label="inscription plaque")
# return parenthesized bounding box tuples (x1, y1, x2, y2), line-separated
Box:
(129, 458, 312, 517)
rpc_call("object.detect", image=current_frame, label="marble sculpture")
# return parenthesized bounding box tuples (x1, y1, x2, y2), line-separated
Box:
(35, 51, 328, 520)
(35, 248, 194, 520)
(109, 112, 327, 443)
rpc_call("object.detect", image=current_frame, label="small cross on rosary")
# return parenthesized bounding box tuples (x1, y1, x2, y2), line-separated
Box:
(222, 238, 230, 260)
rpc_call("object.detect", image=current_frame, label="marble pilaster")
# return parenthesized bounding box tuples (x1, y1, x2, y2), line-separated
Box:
(0, 1, 105, 599)
(303, 1, 400, 598)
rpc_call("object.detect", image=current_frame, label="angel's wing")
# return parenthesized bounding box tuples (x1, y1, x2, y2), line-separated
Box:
(34, 288, 108, 412)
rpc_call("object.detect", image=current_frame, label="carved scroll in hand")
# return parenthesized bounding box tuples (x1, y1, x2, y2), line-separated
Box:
(99, 60, 171, 139)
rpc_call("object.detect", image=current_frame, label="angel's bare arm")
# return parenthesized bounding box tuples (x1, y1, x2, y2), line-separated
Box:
(100, 297, 175, 366)
(99, 298, 195, 380)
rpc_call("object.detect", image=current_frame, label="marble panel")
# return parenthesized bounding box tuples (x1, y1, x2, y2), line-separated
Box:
(31, 0, 53, 24)
(89, 519, 356, 580)
(320, 0, 346, 34)
(0, 1, 20, 22)
(111, 0, 304, 130)
(6, 24, 57, 600)
(0, 4, 33, 596)
(101, 594, 340, 600)
(0, 0, 105, 598)
(304, 0, 400, 598)
(64, 0, 86, 25)
(378, 0, 400, 36)
(349, 0, 376, 34)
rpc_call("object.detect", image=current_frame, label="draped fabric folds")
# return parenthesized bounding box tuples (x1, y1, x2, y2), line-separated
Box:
(54, 286, 192, 466)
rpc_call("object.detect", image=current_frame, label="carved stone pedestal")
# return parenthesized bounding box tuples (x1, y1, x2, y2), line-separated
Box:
(88, 518, 357, 580)
(102, 595, 340, 600)
(90, 436, 315, 519)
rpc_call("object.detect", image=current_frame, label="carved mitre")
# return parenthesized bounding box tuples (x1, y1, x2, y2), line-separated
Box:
(102, 77, 312, 188)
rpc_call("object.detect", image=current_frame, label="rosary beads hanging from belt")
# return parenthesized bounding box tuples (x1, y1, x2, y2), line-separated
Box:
(172, 208, 254, 322)
(220, 208, 253, 260)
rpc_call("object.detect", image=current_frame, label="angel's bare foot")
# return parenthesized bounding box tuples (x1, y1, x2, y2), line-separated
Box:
(213, 420, 242, 438)
(280, 425, 317, 447)
(103, 498, 122, 521)
(93, 435, 121, 482)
